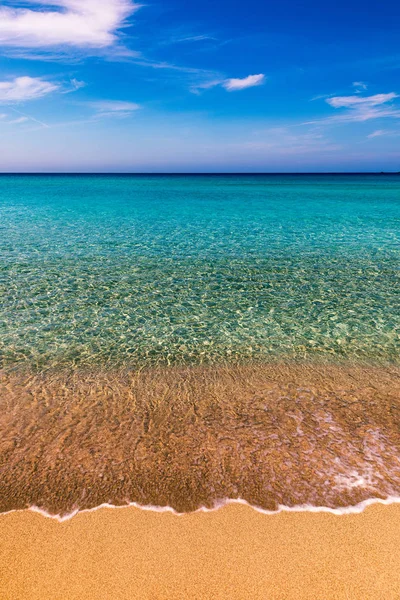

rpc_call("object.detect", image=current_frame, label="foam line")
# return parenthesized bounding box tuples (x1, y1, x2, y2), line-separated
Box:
(2, 496, 400, 523)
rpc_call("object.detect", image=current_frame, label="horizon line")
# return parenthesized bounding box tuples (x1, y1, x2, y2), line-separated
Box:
(0, 171, 399, 176)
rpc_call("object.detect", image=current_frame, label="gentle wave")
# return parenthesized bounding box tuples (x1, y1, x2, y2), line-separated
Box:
(2, 496, 400, 523)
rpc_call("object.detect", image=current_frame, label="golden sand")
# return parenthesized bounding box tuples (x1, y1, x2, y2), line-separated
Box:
(1, 503, 400, 599)
(1, 363, 400, 515)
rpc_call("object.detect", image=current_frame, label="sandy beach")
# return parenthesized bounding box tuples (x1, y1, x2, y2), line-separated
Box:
(1, 502, 400, 599)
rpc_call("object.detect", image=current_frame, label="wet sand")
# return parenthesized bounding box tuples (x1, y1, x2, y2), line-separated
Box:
(1, 503, 400, 599)
(1, 363, 400, 515)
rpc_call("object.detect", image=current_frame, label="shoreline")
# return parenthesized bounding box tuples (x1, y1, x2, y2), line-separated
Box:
(1, 494, 400, 523)
(2, 502, 400, 599)
(2, 362, 400, 516)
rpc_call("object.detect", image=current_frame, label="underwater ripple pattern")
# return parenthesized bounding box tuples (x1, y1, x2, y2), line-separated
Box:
(1, 365, 399, 515)
(1, 174, 399, 369)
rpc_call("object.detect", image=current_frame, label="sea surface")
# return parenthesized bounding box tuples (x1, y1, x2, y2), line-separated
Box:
(0, 174, 399, 370)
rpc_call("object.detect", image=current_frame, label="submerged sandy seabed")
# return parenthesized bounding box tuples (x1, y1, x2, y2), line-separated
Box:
(1, 502, 400, 599)
(1, 362, 399, 516)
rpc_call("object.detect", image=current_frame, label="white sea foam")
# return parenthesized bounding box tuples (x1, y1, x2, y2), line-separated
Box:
(2, 496, 400, 523)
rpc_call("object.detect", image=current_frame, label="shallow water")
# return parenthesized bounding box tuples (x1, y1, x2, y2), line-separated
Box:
(1, 174, 399, 369)
(1, 364, 399, 516)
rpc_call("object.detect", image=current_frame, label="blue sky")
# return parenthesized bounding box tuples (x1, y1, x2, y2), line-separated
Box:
(0, 0, 399, 172)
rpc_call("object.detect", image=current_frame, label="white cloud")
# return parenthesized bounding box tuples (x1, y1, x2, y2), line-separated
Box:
(59, 78, 87, 95)
(192, 73, 266, 94)
(90, 100, 141, 118)
(306, 92, 400, 125)
(223, 74, 266, 91)
(0, 76, 58, 102)
(0, 0, 139, 49)
(367, 129, 399, 139)
(368, 129, 388, 138)
(191, 78, 224, 94)
(70, 78, 86, 91)
(326, 93, 398, 108)
(325, 93, 400, 123)
(8, 116, 29, 124)
(353, 81, 368, 91)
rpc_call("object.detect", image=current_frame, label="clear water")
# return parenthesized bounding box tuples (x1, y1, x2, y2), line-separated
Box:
(1, 174, 399, 369)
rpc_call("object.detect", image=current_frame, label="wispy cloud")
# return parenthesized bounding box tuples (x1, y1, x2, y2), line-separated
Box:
(191, 78, 224, 93)
(353, 81, 368, 91)
(249, 126, 341, 154)
(367, 129, 389, 138)
(132, 58, 216, 76)
(192, 73, 266, 94)
(0, 76, 58, 102)
(167, 34, 218, 45)
(59, 78, 87, 94)
(307, 92, 400, 124)
(90, 100, 141, 118)
(0, 0, 140, 49)
(326, 93, 398, 108)
(367, 129, 400, 138)
(7, 116, 29, 125)
(223, 74, 266, 91)
(310, 93, 335, 101)
(0, 107, 49, 128)
(70, 78, 86, 91)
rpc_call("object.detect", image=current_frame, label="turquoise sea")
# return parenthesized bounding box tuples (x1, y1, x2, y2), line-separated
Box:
(1, 174, 399, 370)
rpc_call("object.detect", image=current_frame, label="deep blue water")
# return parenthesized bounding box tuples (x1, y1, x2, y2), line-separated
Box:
(1, 174, 399, 369)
